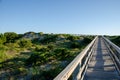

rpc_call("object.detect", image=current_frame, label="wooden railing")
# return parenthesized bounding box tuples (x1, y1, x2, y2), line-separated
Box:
(103, 37, 120, 75)
(54, 36, 98, 80)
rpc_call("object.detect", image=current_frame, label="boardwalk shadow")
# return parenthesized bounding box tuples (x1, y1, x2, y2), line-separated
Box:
(93, 37, 104, 71)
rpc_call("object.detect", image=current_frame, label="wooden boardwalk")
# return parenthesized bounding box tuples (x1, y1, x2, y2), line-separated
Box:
(84, 37, 120, 80)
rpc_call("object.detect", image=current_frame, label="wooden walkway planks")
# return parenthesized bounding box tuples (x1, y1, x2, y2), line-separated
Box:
(84, 37, 120, 80)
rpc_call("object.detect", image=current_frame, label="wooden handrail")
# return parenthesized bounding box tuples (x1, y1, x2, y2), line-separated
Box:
(54, 36, 98, 80)
(103, 36, 120, 74)
(103, 37, 120, 55)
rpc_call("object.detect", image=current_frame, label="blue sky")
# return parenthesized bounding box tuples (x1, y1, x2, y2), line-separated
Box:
(0, 0, 120, 35)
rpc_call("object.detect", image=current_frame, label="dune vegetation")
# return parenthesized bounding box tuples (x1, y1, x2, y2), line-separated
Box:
(0, 32, 94, 80)
(106, 36, 120, 47)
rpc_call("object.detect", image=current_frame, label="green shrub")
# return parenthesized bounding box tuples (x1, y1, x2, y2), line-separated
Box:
(40, 35, 58, 44)
(47, 44, 54, 50)
(109, 36, 120, 47)
(70, 42, 81, 48)
(25, 52, 48, 66)
(18, 39, 32, 48)
(67, 36, 76, 41)
(4, 32, 18, 43)
(54, 48, 72, 60)
(35, 47, 49, 52)
(0, 50, 7, 63)
(82, 37, 92, 44)
(0, 34, 6, 44)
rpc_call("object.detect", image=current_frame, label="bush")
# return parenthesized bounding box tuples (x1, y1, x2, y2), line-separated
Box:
(25, 52, 48, 66)
(109, 36, 120, 47)
(18, 39, 32, 48)
(0, 50, 7, 63)
(70, 42, 81, 48)
(82, 37, 92, 44)
(39, 65, 64, 80)
(47, 44, 54, 50)
(40, 35, 58, 44)
(67, 36, 76, 41)
(0, 34, 6, 44)
(32, 38, 40, 44)
(30, 65, 64, 80)
(54, 48, 72, 60)
(35, 47, 49, 52)
(4, 32, 18, 43)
